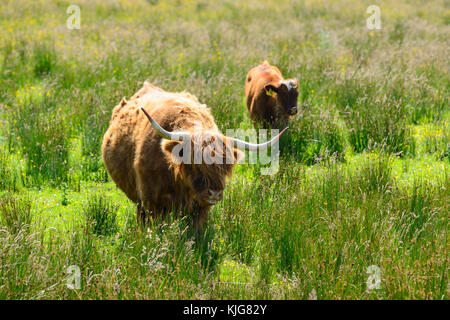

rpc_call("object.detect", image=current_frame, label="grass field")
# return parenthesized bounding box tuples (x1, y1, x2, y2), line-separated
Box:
(0, 0, 449, 299)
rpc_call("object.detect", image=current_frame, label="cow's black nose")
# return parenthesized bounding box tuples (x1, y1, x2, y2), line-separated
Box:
(288, 107, 298, 115)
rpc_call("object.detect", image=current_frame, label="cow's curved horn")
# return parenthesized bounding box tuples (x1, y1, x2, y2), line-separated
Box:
(229, 127, 288, 151)
(140, 108, 188, 141)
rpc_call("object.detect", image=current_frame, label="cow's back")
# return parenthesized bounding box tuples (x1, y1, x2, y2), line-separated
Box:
(102, 97, 143, 202)
(245, 62, 282, 97)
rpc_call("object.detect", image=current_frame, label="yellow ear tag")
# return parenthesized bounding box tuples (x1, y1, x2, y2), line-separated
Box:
(266, 89, 276, 96)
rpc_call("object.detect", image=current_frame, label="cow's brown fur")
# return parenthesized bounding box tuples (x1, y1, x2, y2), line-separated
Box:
(102, 82, 241, 229)
(245, 61, 299, 129)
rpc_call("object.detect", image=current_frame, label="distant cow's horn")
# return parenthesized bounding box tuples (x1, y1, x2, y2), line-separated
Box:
(229, 127, 288, 151)
(140, 108, 188, 141)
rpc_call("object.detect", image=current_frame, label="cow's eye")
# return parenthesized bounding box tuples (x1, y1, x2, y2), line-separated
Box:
(193, 176, 204, 189)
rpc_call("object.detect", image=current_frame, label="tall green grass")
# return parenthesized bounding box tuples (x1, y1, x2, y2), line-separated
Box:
(83, 195, 118, 236)
(0, 147, 19, 192)
(0, 194, 32, 234)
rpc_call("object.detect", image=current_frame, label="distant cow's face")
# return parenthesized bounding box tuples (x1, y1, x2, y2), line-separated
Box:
(265, 79, 299, 116)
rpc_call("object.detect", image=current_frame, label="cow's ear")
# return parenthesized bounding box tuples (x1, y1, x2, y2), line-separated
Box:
(161, 140, 185, 165)
(264, 83, 279, 96)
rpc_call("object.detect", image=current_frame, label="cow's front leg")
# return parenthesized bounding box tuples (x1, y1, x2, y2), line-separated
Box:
(139, 199, 165, 228)
(136, 202, 147, 227)
(193, 206, 209, 232)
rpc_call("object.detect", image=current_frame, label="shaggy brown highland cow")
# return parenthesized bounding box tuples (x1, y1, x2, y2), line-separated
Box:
(102, 82, 287, 229)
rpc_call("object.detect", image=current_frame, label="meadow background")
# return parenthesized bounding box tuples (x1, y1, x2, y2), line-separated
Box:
(0, 0, 448, 299)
